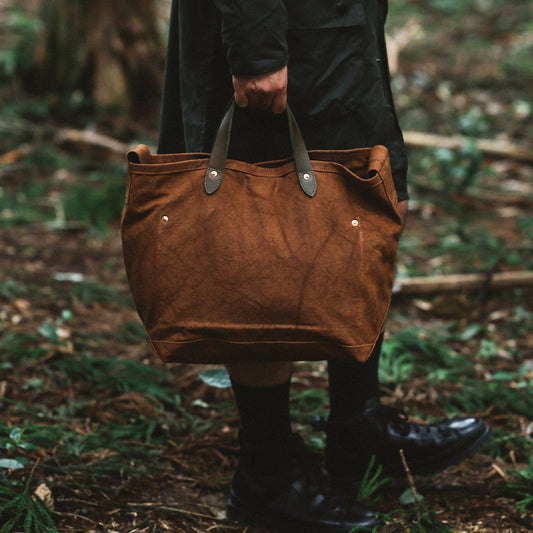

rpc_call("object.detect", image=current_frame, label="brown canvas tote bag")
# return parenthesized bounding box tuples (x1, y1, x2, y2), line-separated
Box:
(121, 103, 402, 364)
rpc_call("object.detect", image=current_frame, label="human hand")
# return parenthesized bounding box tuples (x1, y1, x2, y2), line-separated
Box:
(232, 66, 287, 114)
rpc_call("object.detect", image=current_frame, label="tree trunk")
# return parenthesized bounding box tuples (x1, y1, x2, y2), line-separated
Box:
(33, 0, 165, 117)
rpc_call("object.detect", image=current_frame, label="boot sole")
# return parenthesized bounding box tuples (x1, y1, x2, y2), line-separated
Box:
(227, 490, 382, 533)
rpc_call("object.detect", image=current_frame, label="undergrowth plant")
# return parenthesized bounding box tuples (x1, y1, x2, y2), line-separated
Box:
(0, 331, 48, 362)
(392, 507, 454, 533)
(62, 165, 127, 233)
(503, 458, 533, 510)
(380, 326, 473, 384)
(356, 455, 391, 505)
(414, 107, 489, 197)
(442, 375, 533, 420)
(382, 485, 453, 533)
(0, 469, 58, 533)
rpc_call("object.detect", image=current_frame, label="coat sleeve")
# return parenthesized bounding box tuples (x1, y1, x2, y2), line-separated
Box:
(213, 0, 288, 76)
(157, 0, 185, 154)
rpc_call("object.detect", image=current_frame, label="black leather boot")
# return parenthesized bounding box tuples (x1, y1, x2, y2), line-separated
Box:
(227, 432, 383, 532)
(323, 397, 491, 482)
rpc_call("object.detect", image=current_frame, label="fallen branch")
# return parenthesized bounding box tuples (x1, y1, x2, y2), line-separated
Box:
(453, 190, 532, 208)
(394, 270, 533, 295)
(409, 182, 532, 207)
(55, 127, 130, 155)
(403, 131, 533, 164)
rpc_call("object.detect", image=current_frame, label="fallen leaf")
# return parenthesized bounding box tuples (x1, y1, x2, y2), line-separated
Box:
(34, 482, 55, 510)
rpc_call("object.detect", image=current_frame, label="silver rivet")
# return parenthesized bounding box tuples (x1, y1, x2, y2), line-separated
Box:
(162, 215, 169, 222)
(303, 173, 311, 181)
(351, 219, 359, 227)
(210, 170, 218, 179)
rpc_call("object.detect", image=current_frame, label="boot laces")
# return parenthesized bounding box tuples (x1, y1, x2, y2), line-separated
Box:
(381, 405, 453, 438)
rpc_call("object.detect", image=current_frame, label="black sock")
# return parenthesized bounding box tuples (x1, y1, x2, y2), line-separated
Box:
(327, 333, 383, 421)
(230, 378, 292, 460)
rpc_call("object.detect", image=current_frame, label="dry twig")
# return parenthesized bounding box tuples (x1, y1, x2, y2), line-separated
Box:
(394, 270, 533, 295)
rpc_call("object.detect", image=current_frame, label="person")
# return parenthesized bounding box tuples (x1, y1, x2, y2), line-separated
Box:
(157, 2, 491, 531)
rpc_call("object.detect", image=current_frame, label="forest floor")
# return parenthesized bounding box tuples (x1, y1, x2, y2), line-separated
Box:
(1, 220, 532, 533)
(1, 1, 533, 532)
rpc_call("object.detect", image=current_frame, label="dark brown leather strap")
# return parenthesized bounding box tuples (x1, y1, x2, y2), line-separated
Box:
(205, 101, 317, 197)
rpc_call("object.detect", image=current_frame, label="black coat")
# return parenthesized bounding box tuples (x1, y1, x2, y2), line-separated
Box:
(158, 0, 408, 201)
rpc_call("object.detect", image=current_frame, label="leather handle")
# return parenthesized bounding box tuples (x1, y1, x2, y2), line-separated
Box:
(205, 102, 317, 197)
